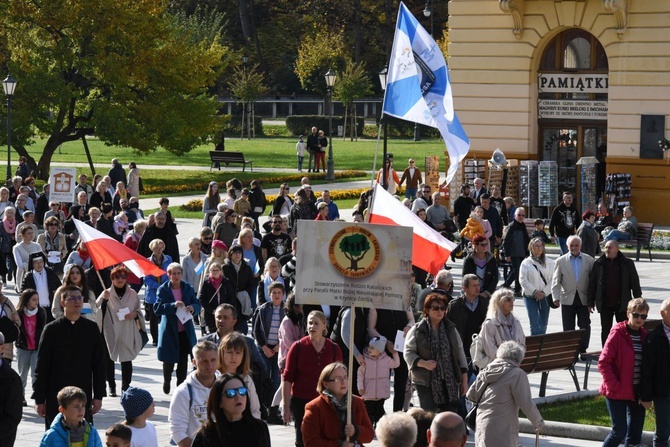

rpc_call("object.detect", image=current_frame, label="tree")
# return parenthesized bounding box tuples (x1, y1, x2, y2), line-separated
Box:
(333, 61, 373, 140)
(228, 64, 268, 139)
(0, 0, 229, 179)
(339, 233, 371, 272)
(295, 31, 350, 96)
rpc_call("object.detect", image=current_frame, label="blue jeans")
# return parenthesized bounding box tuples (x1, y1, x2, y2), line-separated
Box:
(524, 295, 550, 335)
(262, 351, 280, 406)
(297, 156, 304, 171)
(654, 396, 670, 447)
(16, 348, 38, 395)
(605, 230, 632, 242)
(405, 187, 417, 200)
(603, 397, 645, 447)
(558, 237, 568, 255)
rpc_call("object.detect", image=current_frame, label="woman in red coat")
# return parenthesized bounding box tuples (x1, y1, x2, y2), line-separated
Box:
(598, 297, 649, 447)
(302, 362, 375, 447)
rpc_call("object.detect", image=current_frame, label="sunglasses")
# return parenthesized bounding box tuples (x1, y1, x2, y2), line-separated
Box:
(112, 274, 127, 280)
(223, 386, 248, 398)
(65, 295, 84, 302)
(430, 305, 447, 312)
(202, 237, 212, 241)
(631, 313, 648, 320)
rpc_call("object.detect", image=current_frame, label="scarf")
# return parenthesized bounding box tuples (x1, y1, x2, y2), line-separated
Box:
(429, 321, 459, 405)
(499, 313, 516, 341)
(322, 391, 348, 428)
(77, 248, 91, 262)
(210, 276, 223, 290)
(152, 254, 164, 282)
(3, 218, 15, 234)
(24, 306, 38, 317)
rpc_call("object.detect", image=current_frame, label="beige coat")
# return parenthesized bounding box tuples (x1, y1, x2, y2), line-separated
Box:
(0, 295, 20, 361)
(467, 358, 544, 447)
(37, 232, 68, 264)
(551, 252, 594, 306)
(97, 286, 145, 362)
(480, 315, 526, 365)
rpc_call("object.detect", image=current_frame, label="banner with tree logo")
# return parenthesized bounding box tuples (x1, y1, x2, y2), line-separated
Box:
(295, 220, 412, 311)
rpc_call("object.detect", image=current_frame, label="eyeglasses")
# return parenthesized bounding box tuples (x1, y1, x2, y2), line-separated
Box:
(272, 221, 283, 224)
(430, 305, 447, 312)
(65, 295, 84, 302)
(210, 268, 222, 272)
(477, 243, 489, 246)
(223, 387, 248, 398)
(112, 274, 127, 280)
(284, 188, 290, 191)
(325, 376, 348, 384)
(631, 313, 648, 320)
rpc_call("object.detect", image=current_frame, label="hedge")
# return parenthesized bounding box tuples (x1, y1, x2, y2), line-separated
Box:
(285, 115, 365, 137)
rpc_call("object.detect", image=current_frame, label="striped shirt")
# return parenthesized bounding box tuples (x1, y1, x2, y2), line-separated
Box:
(268, 305, 281, 345)
(629, 326, 643, 386)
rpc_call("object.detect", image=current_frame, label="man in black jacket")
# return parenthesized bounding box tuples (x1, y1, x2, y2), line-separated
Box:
(0, 332, 22, 447)
(446, 274, 489, 366)
(641, 298, 670, 446)
(587, 240, 642, 346)
(137, 211, 180, 262)
(306, 127, 319, 173)
(549, 191, 581, 255)
(502, 207, 530, 295)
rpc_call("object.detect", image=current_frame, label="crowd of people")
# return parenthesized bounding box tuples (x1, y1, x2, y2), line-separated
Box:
(0, 158, 667, 447)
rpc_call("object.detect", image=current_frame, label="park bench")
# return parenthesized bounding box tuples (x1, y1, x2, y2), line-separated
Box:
(519, 329, 584, 397)
(616, 222, 654, 262)
(581, 318, 660, 390)
(209, 151, 253, 172)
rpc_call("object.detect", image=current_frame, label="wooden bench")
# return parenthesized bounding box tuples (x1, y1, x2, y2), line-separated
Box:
(581, 319, 660, 390)
(519, 329, 584, 397)
(209, 151, 253, 172)
(616, 222, 654, 262)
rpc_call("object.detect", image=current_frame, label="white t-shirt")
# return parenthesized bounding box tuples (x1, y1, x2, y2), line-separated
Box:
(128, 421, 158, 447)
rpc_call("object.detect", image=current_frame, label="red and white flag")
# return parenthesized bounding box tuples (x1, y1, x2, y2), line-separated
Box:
(74, 219, 166, 278)
(369, 183, 457, 275)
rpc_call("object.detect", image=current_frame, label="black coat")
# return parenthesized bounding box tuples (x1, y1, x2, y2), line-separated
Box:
(587, 251, 642, 313)
(446, 294, 490, 356)
(0, 359, 22, 446)
(137, 225, 180, 262)
(462, 253, 499, 296)
(198, 277, 238, 330)
(503, 220, 530, 258)
(641, 323, 670, 401)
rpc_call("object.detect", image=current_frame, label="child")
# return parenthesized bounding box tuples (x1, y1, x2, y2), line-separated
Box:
(39, 386, 103, 447)
(531, 218, 551, 244)
(114, 213, 129, 238)
(357, 336, 400, 427)
(296, 135, 307, 172)
(459, 211, 486, 241)
(16, 288, 46, 406)
(121, 387, 158, 447)
(105, 424, 132, 447)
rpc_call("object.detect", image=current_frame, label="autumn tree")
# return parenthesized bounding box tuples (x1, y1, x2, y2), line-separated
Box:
(333, 61, 373, 140)
(0, 0, 229, 179)
(228, 64, 268, 139)
(295, 31, 350, 96)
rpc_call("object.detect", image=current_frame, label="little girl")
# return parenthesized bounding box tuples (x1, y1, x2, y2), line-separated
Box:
(114, 212, 129, 238)
(460, 210, 486, 241)
(121, 387, 158, 447)
(16, 288, 46, 406)
(357, 336, 400, 427)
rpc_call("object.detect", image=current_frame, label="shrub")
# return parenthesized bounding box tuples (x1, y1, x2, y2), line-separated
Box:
(285, 115, 365, 137)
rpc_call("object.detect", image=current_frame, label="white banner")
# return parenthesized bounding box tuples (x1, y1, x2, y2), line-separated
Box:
(538, 73, 608, 93)
(295, 220, 413, 310)
(49, 167, 77, 203)
(538, 100, 608, 120)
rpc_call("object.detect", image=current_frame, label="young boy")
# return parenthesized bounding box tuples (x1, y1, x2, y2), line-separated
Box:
(105, 424, 131, 447)
(121, 387, 157, 447)
(531, 218, 551, 244)
(40, 386, 103, 447)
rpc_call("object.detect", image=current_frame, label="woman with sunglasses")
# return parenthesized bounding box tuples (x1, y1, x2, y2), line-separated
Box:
(217, 333, 261, 419)
(272, 183, 293, 217)
(302, 362, 374, 447)
(479, 288, 526, 368)
(598, 298, 649, 447)
(191, 373, 270, 447)
(97, 265, 145, 397)
(462, 234, 499, 301)
(405, 292, 468, 413)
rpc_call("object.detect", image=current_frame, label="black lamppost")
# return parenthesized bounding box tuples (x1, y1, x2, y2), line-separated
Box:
(2, 75, 16, 182)
(379, 66, 389, 190)
(423, 0, 434, 36)
(325, 69, 337, 181)
(242, 54, 248, 139)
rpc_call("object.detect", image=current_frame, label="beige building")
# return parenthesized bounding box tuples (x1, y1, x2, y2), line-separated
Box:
(449, 0, 670, 224)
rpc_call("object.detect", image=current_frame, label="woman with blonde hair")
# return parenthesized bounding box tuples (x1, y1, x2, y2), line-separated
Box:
(479, 288, 526, 368)
(256, 257, 284, 305)
(519, 237, 555, 335)
(218, 332, 261, 419)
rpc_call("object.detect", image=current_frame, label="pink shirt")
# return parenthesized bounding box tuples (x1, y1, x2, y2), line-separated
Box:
(24, 313, 37, 350)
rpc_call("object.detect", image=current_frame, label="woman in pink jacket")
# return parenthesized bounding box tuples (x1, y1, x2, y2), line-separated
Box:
(598, 297, 649, 447)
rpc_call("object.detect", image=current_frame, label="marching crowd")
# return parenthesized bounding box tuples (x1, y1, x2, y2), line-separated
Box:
(0, 157, 668, 447)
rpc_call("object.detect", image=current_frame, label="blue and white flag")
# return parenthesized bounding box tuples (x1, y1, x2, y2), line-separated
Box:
(383, 2, 470, 184)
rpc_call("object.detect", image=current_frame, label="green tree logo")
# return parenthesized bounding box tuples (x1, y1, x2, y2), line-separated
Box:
(339, 234, 371, 271)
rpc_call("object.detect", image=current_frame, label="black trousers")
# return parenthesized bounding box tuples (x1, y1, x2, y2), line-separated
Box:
(561, 293, 591, 353)
(600, 306, 627, 347)
(290, 396, 310, 447)
(144, 302, 159, 344)
(163, 331, 190, 386)
(392, 354, 409, 412)
(364, 399, 386, 425)
(106, 355, 133, 392)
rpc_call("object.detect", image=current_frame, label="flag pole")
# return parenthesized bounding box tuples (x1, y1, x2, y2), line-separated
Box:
(345, 305, 356, 441)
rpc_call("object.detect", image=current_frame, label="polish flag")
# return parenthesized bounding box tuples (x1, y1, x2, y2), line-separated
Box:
(369, 183, 457, 275)
(74, 219, 166, 278)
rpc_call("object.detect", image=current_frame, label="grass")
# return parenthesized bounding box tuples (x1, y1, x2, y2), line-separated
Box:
(41, 136, 448, 171)
(533, 395, 656, 432)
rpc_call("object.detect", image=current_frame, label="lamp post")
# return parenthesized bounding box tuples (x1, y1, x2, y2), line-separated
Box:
(2, 75, 16, 182)
(423, 0, 434, 36)
(324, 69, 337, 181)
(379, 66, 389, 190)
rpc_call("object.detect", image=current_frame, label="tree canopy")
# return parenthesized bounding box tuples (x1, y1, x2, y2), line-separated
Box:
(0, 0, 230, 178)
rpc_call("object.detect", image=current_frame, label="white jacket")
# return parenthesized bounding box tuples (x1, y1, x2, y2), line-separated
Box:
(168, 370, 219, 444)
(519, 257, 555, 298)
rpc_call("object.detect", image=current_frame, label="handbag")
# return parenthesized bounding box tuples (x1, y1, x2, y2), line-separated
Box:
(0, 315, 19, 343)
(465, 382, 489, 431)
(136, 316, 149, 350)
(530, 263, 559, 309)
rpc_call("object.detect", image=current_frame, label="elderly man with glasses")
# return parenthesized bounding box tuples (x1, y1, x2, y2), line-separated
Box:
(502, 207, 530, 296)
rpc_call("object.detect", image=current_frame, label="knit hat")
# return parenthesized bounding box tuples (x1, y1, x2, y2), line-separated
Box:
(369, 336, 387, 353)
(121, 387, 153, 420)
(211, 239, 228, 251)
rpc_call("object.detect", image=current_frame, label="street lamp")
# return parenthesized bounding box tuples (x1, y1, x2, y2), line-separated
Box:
(379, 66, 389, 190)
(324, 68, 337, 181)
(423, 0, 434, 36)
(241, 54, 248, 139)
(2, 75, 16, 182)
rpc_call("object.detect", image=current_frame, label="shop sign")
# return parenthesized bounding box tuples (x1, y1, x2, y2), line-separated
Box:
(538, 100, 608, 120)
(539, 73, 608, 93)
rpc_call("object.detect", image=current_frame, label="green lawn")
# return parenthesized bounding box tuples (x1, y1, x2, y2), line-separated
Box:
(43, 136, 448, 171)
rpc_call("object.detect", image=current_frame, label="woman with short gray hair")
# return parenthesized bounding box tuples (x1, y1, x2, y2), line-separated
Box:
(466, 340, 544, 446)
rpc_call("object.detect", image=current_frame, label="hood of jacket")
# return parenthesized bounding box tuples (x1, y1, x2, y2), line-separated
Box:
(478, 358, 518, 385)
